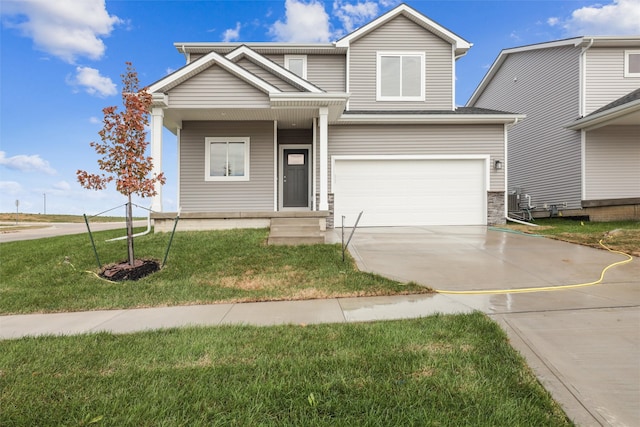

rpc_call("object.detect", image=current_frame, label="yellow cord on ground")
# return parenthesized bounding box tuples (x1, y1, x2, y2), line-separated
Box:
(434, 240, 633, 295)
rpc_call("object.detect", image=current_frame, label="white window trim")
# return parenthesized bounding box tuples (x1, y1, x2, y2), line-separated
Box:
(204, 137, 250, 182)
(624, 50, 640, 77)
(376, 51, 425, 102)
(284, 55, 307, 79)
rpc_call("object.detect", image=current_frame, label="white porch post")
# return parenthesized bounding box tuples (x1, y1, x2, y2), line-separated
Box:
(151, 107, 164, 212)
(318, 107, 329, 211)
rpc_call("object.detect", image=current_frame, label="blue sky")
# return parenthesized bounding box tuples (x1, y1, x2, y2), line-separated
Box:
(1, 0, 639, 216)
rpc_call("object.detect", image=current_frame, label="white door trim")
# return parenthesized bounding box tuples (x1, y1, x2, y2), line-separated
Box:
(279, 144, 313, 211)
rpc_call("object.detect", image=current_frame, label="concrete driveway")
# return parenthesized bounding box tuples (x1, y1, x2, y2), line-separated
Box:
(339, 226, 640, 427)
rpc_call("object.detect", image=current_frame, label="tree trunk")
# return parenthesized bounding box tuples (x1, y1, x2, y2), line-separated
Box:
(126, 196, 135, 266)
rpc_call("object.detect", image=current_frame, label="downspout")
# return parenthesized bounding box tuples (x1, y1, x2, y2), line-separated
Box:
(579, 38, 593, 201)
(579, 38, 594, 117)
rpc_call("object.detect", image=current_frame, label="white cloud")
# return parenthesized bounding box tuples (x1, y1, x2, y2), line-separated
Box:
(166, 67, 176, 75)
(554, 0, 640, 35)
(0, 181, 23, 195)
(89, 116, 100, 124)
(0, 0, 121, 63)
(269, 0, 332, 42)
(547, 17, 560, 27)
(69, 66, 117, 97)
(333, 1, 380, 34)
(222, 22, 242, 42)
(53, 181, 71, 191)
(0, 151, 56, 175)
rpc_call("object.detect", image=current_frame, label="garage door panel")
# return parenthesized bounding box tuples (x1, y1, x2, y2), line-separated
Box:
(334, 159, 486, 227)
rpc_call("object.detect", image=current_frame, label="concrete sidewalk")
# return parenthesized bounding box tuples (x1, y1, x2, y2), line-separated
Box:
(0, 293, 476, 339)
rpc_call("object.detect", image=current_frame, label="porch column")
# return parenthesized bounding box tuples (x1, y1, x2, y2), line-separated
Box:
(151, 107, 164, 212)
(318, 107, 329, 211)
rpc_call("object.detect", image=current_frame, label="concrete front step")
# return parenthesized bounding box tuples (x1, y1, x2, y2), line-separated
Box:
(267, 235, 325, 245)
(268, 217, 325, 245)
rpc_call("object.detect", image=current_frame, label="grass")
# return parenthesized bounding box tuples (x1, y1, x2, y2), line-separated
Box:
(0, 213, 139, 223)
(505, 219, 640, 257)
(0, 228, 428, 315)
(0, 313, 572, 426)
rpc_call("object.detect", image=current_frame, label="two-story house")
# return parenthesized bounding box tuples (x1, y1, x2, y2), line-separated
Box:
(467, 37, 640, 221)
(148, 3, 523, 233)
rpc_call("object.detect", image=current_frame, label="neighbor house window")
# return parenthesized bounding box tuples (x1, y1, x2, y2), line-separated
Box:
(284, 55, 307, 79)
(624, 50, 640, 77)
(377, 52, 425, 101)
(205, 137, 250, 181)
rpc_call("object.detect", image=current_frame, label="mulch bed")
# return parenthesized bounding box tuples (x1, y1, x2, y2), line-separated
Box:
(101, 259, 160, 281)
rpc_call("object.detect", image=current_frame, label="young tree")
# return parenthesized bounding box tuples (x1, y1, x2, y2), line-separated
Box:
(77, 62, 165, 267)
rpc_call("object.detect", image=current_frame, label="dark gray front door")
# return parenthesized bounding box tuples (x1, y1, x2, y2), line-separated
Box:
(283, 148, 309, 208)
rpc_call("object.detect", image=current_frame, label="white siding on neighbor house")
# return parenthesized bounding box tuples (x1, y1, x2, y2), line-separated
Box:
(168, 64, 271, 108)
(348, 15, 453, 111)
(235, 58, 300, 92)
(585, 47, 640, 114)
(471, 46, 584, 209)
(585, 125, 640, 200)
(327, 124, 505, 192)
(180, 121, 274, 211)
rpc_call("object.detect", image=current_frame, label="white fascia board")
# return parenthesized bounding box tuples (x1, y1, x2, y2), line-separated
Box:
(176, 42, 339, 54)
(335, 4, 471, 51)
(147, 50, 282, 95)
(226, 45, 324, 93)
(270, 92, 349, 106)
(336, 113, 524, 125)
(566, 99, 640, 131)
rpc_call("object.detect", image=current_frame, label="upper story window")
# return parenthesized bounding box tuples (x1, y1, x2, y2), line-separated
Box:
(205, 137, 250, 181)
(377, 52, 425, 101)
(624, 50, 640, 77)
(284, 55, 307, 79)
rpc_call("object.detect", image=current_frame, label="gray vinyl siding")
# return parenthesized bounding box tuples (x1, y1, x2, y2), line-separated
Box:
(327, 124, 505, 191)
(585, 125, 640, 200)
(307, 55, 346, 92)
(264, 54, 346, 92)
(168, 65, 270, 108)
(180, 121, 274, 211)
(236, 58, 300, 92)
(585, 47, 640, 114)
(348, 15, 453, 111)
(471, 46, 583, 209)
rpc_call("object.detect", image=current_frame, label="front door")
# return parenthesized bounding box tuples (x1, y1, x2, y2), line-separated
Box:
(283, 148, 309, 208)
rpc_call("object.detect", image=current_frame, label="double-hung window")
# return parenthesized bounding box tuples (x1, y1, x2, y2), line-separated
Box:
(377, 52, 425, 101)
(624, 50, 640, 78)
(205, 137, 250, 181)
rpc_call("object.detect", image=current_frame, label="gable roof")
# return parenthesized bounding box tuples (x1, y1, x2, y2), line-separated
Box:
(147, 50, 283, 95)
(225, 45, 324, 93)
(335, 3, 471, 56)
(567, 88, 640, 130)
(467, 36, 640, 106)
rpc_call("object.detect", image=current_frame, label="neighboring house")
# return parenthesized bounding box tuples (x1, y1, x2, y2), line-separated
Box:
(148, 3, 522, 231)
(467, 37, 640, 221)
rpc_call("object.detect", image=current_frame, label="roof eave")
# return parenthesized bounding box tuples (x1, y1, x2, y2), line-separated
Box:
(567, 100, 640, 130)
(336, 113, 525, 125)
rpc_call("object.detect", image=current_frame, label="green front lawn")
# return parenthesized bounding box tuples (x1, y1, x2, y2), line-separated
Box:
(506, 219, 640, 256)
(0, 228, 428, 314)
(0, 313, 571, 426)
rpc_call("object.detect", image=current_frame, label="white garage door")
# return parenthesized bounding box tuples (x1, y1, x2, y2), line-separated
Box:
(333, 158, 487, 227)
